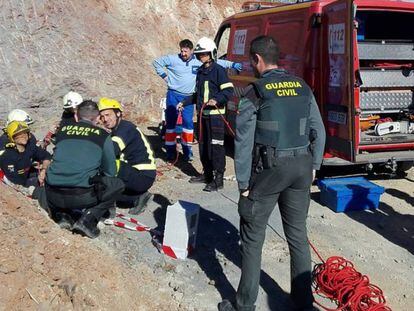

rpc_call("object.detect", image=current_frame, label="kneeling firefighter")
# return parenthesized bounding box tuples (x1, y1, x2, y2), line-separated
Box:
(98, 98, 156, 214)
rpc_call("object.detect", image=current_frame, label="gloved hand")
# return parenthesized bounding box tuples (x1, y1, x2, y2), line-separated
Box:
(177, 102, 184, 111)
(232, 62, 243, 71)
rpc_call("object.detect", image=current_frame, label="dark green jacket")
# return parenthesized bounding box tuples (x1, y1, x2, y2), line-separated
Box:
(46, 120, 116, 187)
(235, 69, 326, 190)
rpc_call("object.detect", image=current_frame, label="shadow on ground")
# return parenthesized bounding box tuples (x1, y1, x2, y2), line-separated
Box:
(152, 201, 293, 310)
(312, 187, 414, 255)
(347, 201, 414, 255)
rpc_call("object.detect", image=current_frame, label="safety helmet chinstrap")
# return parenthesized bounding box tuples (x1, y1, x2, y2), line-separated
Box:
(98, 97, 123, 112)
(6, 109, 34, 126)
(63, 91, 83, 109)
(194, 37, 217, 61)
(6, 121, 30, 142)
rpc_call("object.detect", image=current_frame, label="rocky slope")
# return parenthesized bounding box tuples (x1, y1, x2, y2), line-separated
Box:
(0, 0, 244, 128)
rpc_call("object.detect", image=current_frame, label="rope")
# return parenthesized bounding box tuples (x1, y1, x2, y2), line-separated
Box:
(212, 103, 236, 137)
(197, 101, 391, 311)
(217, 192, 391, 311)
(308, 240, 392, 311)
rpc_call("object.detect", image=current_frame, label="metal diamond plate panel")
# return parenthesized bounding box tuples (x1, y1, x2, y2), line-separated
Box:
(360, 91, 413, 110)
(358, 42, 414, 60)
(360, 70, 414, 88)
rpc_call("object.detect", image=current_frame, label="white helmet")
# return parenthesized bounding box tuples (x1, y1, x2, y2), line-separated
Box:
(63, 91, 83, 109)
(194, 37, 217, 61)
(6, 109, 34, 126)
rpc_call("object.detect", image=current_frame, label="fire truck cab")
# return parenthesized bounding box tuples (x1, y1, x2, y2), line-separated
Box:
(215, 0, 414, 173)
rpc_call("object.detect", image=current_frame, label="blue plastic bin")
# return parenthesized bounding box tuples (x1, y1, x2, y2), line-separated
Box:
(317, 177, 385, 213)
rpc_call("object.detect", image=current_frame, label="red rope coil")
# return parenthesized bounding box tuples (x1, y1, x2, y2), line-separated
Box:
(311, 255, 392, 311)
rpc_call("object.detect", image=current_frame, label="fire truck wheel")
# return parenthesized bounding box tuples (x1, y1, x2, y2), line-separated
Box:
(397, 161, 414, 175)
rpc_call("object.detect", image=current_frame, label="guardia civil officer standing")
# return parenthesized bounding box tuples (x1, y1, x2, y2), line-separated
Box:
(219, 36, 325, 311)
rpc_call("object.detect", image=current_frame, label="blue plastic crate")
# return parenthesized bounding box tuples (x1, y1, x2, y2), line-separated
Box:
(317, 177, 385, 213)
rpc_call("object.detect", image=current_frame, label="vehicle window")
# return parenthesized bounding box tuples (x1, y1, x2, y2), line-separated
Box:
(216, 26, 231, 60)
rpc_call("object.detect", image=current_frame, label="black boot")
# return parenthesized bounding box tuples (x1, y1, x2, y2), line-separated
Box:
(72, 211, 100, 239)
(204, 171, 224, 192)
(129, 192, 153, 215)
(189, 171, 213, 184)
(53, 212, 75, 230)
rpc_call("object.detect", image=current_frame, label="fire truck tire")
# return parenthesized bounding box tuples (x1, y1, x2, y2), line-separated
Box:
(397, 161, 414, 174)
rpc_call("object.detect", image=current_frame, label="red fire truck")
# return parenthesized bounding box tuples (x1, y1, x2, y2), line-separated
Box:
(215, 0, 414, 174)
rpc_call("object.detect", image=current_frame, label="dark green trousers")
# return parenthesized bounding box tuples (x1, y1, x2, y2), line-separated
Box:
(46, 176, 124, 220)
(236, 153, 314, 311)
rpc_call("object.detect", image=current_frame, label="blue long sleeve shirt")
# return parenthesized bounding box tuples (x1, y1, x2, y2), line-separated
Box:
(153, 54, 234, 96)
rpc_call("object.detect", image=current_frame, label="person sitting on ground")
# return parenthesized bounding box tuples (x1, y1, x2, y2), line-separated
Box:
(42, 91, 84, 149)
(1, 109, 37, 151)
(45, 100, 124, 238)
(98, 97, 156, 215)
(0, 121, 51, 194)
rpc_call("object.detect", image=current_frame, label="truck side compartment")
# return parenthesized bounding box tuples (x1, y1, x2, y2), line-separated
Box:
(215, 0, 414, 171)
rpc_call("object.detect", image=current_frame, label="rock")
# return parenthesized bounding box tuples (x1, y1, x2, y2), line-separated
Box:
(175, 264, 184, 274)
(36, 301, 51, 311)
(208, 279, 215, 286)
(58, 278, 76, 299)
(172, 291, 183, 301)
(83, 294, 96, 307)
(0, 260, 18, 274)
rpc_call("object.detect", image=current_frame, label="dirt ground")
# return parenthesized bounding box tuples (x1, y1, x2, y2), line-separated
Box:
(1, 126, 413, 310)
(0, 0, 413, 309)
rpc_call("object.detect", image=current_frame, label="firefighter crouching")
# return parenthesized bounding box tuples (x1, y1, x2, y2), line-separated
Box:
(98, 98, 156, 214)
(0, 121, 51, 194)
(219, 36, 326, 311)
(178, 37, 234, 192)
(1, 109, 37, 152)
(45, 100, 125, 239)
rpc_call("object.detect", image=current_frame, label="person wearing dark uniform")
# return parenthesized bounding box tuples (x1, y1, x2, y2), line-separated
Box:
(0, 121, 51, 189)
(98, 98, 156, 215)
(46, 100, 124, 238)
(1, 109, 37, 152)
(178, 37, 234, 192)
(219, 36, 326, 311)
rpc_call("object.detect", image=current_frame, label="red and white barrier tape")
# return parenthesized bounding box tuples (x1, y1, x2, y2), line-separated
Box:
(111, 213, 163, 237)
(108, 212, 188, 260)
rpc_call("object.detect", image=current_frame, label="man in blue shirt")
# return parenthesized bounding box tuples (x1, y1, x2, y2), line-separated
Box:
(178, 37, 234, 192)
(153, 39, 241, 162)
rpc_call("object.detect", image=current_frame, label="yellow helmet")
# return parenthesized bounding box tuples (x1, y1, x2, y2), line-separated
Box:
(6, 121, 30, 142)
(98, 97, 123, 112)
